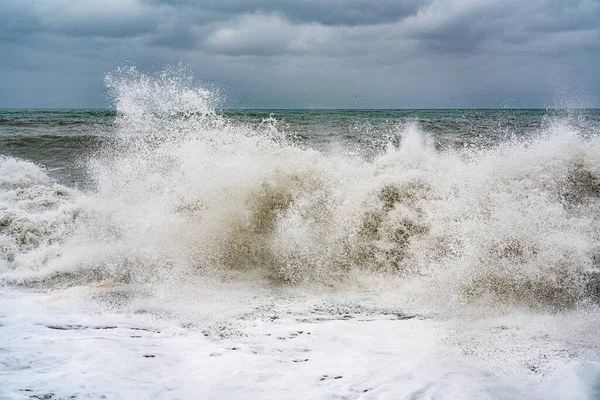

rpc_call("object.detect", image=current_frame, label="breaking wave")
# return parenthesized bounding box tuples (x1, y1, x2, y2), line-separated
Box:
(2, 67, 600, 310)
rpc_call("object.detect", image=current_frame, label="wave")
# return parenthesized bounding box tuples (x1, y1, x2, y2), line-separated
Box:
(0, 134, 105, 146)
(0, 110, 116, 125)
(1, 67, 600, 311)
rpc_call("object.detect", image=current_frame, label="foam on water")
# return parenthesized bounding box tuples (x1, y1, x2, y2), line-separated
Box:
(1, 67, 600, 312)
(2, 68, 600, 399)
(1, 287, 599, 399)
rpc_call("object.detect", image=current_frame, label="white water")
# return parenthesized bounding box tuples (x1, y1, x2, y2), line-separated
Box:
(1, 68, 600, 398)
(1, 287, 599, 399)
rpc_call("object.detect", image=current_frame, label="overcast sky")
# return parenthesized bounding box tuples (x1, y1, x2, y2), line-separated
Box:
(1, 0, 599, 108)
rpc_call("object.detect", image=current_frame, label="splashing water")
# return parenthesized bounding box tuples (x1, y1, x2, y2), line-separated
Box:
(3, 67, 600, 400)
(1, 68, 600, 313)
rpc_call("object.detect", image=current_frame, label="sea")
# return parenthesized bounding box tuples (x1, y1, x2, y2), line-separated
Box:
(1, 69, 600, 399)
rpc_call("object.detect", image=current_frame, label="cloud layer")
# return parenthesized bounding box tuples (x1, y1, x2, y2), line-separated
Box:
(1, 0, 599, 108)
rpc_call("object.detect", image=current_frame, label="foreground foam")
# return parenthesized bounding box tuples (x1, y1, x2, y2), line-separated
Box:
(1, 289, 599, 399)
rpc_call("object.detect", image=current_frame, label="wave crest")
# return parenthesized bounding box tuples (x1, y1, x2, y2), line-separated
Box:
(2, 69, 600, 310)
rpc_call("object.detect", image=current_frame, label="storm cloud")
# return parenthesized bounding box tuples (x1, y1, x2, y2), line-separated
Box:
(1, 0, 599, 108)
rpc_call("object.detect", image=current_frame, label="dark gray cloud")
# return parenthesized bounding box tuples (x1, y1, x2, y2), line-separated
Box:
(141, 0, 428, 26)
(0, 0, 599, 108)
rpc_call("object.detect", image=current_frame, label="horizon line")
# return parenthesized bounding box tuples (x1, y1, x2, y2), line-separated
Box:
(1, 107, 600, 111)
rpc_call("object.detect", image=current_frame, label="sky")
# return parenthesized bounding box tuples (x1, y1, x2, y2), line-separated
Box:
(0, 0, 599, 109)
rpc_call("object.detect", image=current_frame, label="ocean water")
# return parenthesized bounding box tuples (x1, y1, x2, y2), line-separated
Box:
(1, 69, 600, 399)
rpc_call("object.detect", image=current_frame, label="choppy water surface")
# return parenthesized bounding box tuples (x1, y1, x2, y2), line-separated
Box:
(2, 107, 599, 186)
(1, 69, 600, 399)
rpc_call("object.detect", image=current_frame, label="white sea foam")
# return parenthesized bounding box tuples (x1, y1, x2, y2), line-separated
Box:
(1, 288, 599, 399)
(1, 68, 600, 399)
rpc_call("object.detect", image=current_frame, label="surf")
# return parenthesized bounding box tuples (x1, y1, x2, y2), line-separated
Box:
(1, 67, 599, 312)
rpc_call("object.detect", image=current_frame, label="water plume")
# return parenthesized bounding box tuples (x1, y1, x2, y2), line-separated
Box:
(1, 68, 600, 311)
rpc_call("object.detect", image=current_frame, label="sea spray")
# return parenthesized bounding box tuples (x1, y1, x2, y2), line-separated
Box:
(1, 68, 600, 310)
